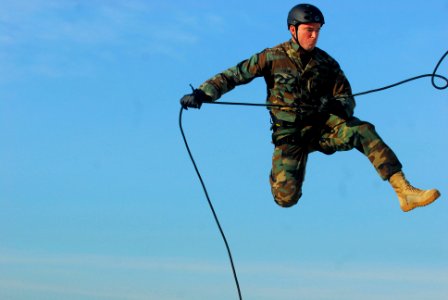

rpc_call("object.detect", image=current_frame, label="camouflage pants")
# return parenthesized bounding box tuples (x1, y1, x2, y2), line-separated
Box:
(270, 115, 402, 207)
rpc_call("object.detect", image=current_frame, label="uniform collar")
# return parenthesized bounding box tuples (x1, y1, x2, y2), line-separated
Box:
(287, 39, 317, 71)
(289, 38, 316, 55)
(290, 39, 301, 52)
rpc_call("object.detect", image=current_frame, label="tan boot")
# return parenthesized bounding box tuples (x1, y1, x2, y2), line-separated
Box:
(389, 171, 441, 212)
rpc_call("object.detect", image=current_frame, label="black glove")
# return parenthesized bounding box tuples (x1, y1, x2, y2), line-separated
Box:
(316, 96, 330, 114)
(297, 97, 331, 122)
(317, 97, 353, 119)
(180, 89, 211, 110)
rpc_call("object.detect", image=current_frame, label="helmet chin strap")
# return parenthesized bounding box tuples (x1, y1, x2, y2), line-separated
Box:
(291, 25, 298, 44)
(292, 25, 303, 49)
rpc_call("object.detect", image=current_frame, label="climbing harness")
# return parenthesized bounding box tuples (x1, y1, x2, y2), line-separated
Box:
(178, 50, 447, 300)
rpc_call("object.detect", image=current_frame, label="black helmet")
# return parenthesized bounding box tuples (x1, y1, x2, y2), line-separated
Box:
(287, 4, 325, 28)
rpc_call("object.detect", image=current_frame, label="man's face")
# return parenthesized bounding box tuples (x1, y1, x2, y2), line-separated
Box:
(290, 23, 321, 51)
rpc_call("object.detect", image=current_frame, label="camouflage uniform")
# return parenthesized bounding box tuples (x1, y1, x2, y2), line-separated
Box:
(199, 39, 402, 207)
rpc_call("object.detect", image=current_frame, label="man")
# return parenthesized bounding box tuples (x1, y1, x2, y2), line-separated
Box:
(180, 4, 440, 212)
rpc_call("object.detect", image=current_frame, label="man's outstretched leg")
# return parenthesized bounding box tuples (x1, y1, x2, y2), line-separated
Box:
(318, 115, 441, 212)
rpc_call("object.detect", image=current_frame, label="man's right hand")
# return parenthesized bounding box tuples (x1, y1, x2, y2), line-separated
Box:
(299, 97, 330, 119)
(180, 89, 211, 110)
(315, 97, 331, 114)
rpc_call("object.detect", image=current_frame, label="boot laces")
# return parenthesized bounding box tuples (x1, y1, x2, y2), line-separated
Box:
(403, 179, 422, 193)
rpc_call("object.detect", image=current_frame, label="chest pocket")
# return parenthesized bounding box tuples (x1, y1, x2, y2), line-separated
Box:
(274, 72, 296, 89)
(273, 72, 300, 104)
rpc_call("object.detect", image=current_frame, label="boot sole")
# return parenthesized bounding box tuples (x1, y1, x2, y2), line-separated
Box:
(402, 190, 441, 212)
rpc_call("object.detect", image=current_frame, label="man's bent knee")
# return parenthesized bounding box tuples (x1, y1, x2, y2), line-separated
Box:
(270, 170, 303, 207)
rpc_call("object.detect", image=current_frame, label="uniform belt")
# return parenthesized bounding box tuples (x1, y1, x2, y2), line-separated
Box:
(270, 113, 298, 130)
(273, 134, 300, 146)
(272, 120, 297, 131)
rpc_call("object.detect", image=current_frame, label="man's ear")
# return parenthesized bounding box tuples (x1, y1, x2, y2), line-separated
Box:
(289, 25, 296, 37)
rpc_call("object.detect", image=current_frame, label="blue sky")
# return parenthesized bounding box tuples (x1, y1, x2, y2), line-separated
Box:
(0, 1, 447, 299)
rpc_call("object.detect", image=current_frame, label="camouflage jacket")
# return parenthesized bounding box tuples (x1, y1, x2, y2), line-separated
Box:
(199, 39, 355, 126)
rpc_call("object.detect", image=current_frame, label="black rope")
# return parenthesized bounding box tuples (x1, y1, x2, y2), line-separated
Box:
(179, 107, 243, 300)
(178, 50, 447, 300)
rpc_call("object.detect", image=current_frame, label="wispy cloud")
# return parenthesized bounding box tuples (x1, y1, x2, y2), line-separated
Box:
(0, 1, 220, 82)
(0, 279, 152, 300)
(0, 252, 230, 300)
(1, 251, 447, 300)
(0, 252, 227, 273)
